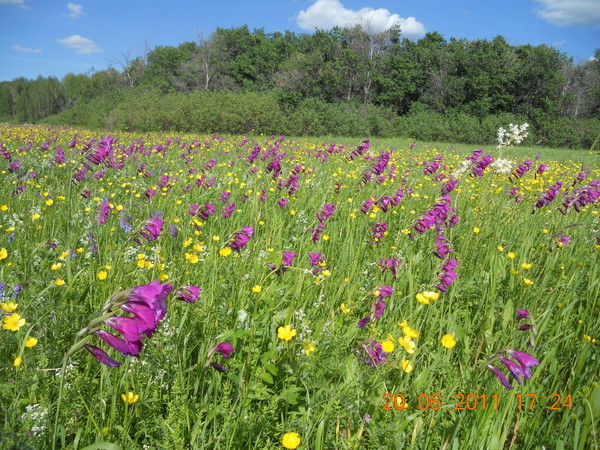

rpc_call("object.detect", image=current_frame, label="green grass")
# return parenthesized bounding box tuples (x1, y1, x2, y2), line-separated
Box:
(0, 124, 598, 449)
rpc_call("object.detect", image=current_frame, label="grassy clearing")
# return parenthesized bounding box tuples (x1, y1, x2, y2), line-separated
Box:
(0, 125, 598, 449)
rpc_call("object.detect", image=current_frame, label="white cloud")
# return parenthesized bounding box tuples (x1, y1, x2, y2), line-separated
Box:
(0, 0, 29, 8)
(11, 44, 42, 53)
(65, 2, 84, 19)
(57, 35, 101, 54)
(534, 0, 600, 27)
(295, 0, 425, 38)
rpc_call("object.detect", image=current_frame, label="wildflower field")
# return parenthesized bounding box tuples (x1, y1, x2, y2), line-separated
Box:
(0, 124, 598, 449)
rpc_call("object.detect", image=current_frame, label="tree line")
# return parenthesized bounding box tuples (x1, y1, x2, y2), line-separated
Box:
(1, 25, 599, 148)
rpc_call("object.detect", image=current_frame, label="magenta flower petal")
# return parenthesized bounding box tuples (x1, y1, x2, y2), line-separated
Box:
(176, 285, 202, 304)
(506, 350, 540, 379)
(120, 303, 160, 335)
(487, 364, 513, 390)
(516, 308, 530, 321)
(105, 316, 152, 341)
(499, 356, 524, 384)
(214, 341, 234, 359)
(126, 281, 173, 322)
(96, 330, 143, 357)
(209, 361, 229, 372)
(84, 344, 122, 367)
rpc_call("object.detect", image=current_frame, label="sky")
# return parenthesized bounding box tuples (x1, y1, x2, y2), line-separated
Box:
(0, 0, 599, 82)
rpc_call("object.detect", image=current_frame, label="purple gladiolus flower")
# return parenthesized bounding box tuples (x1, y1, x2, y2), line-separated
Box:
(376, 286, 394, 298)
(436, 258, 458, 292)
(277, 197, 289, 209)
(126, 280, 172, 324)
(214, 342, 234, 359)
(316, 203, 336, 223)
(176, 285, 202, 304)
(558, 235, 571, 247)
(499, 356, 525, 384)
(84, 344, 122, 368)
(441, 179, 458, 195)
(534, 181, 563, 209)
(487, 364, 513, 390)
(209, 362, 229, 372)
(356, 315, 371, 328)
(373, 300, 386, 319)
(357, 340, 387, 368)
(506, 350, 540, 379)
(136, 217, 163, 244)
(222, 203, 236, 218)
(105, 316, 152, 342)
(516, 309, 530, 320)
(378, 258, 401, 278)
(308, 252, 325, 267)
(519, 324, 533, 331)
(96, 330, 143, 356)
(198, 204, 215, 220)
(228, 226, 254, 252)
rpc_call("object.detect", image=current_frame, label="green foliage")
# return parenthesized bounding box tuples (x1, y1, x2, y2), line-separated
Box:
(0, 126, 598, 448)
(2, 28, 599, 148)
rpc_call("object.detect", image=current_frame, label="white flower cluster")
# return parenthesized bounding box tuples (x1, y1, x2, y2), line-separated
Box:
(490, 158, 515, 174)
(19, 404, 49, 437)
(497, 123, 529, 149)
(450, 160, 472, 178)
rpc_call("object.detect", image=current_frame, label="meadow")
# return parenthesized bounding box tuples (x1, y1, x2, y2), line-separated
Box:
(0, 124, 598, 449)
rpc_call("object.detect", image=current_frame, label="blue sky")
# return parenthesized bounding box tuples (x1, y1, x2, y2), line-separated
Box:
(0, 0, 598, 82)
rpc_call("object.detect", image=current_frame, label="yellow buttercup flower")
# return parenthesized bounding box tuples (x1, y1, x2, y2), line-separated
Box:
(1, 302, 18, 312)
(304, 341, 316, 356)
(219, 247, 232, 257)
(441, 334, 457, 349)
(277, 325, 297, 341)
(55, 279, 65, 286)
(398, 336, 415, 354)
(381, 340, 395, 353)
(97, 270, 108, 280)
(282, 432, 301, 449)
(401, 360, 413, 373)
(3, 313, 26, 331)
(251, 285, 262, 293)
(121, 392, 139, 404)
(340, 303, 351, 313)
(13, 356, 23, 367)
(0, 248, 7, 260)
(24, 337, 38, 348)
(523, 278, 534, 286)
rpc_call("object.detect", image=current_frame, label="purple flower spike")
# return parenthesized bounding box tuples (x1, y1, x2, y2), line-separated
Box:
(487, 364, 513, 390)
(516, 309, 530, 321)
(84, 344, 122, 368)
(518, 324, 533, 331)
(176, 285, 202, 304)
(214, 342, 234, 359)
(506, 350, 540, 379)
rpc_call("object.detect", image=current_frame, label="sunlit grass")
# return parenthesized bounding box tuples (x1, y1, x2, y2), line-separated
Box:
(0, 124, 598, 449)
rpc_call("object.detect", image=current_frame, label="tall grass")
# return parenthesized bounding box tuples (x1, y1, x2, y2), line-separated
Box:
(0, 125, 598, 449)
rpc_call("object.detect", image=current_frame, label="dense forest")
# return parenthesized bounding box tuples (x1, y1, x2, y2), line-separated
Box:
(1, 26, 599, 148)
